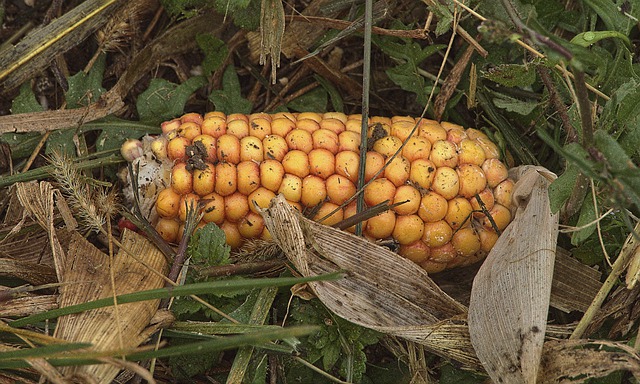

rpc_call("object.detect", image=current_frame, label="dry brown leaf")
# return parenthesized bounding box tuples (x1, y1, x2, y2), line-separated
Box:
(539, 339, 640, 383)
(53, 228, 168, 383)
(468, 166, 559, 384)
(259, 194, 481, 366)
(0, 295, 57, 317)
(15, 181, 66, 281)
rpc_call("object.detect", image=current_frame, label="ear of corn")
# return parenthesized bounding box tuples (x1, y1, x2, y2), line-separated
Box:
(143, 112, 514, 274)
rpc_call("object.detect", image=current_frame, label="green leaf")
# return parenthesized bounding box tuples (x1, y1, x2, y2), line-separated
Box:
(492, 94, 539, 115)
(11, 82, 44, 113)
(65, 54, 106, 108)
(94, 118, 159, 153)
(46, 129, 77, 157)
(439, 363, 485, 384)
(548, 144, 588, 213)
(188, 223, 231, 269)
(209, 65, 252, 114)
(594, 130, 634, 174)
(571, 195, 597, 246)
(287, 87, 328, 113)
(386, 62, 430, 106)
(571, 30, 631, 48)
(137, 76, 207, 124)
(482, 63, 537, 87)
(316, 75, 343, 113)
(581, 0, 636, 34)
(0, 132, 41, 159)
(197, 34, 228, 75)
(9, 273, 342, 327)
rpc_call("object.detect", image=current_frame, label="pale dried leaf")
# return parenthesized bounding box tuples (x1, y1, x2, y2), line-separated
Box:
(54, 229, 168, 383)
(468, 166, 559, 383)
(15, 181, 66, 281)
(0, 294, 57, 317)
(539, 339, 640, 383)
(260, 195, 475, 365)
(624, 220, 640, 289)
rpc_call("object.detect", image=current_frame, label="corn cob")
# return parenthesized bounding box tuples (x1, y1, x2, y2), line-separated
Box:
(141, 111, 514, 274)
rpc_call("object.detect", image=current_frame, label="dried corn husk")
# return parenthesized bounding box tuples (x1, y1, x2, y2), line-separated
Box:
(260, 165, 560, 374)
(53, 228, 169, 382)
(468, 166, 559, 383)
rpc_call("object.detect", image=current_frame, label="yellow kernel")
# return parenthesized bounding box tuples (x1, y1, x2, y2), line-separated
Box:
(167, 136, 191, 162)
(451, 227, 481, 258)
(201, 116, 227, 138)
(364, 178, 396, 207)
(178, 121, 202, 141)
(312, 129, 339, 154)
(202, 192, 225, 224)
(418, 120, 447, 143)
(323, 112, 348, 124)
(390, 120, 416, 142)
(193, 162, 216, 196)
(286, 129, 314, 153)
(313, 202, 344, 226)
(429, 140, 458, 168)
(297, 112, 322, 123)
(239, 136, 264, 162)
(260, 159, 285, 192)
(365, 210, 396, 239)
(364, 151, 385, 182)
(181, 112, 203, 125)
(458, 139, 486, 166)
(227, 119, 249, 138)
(156, 218, 180, 243)
(214, 162, 237, 196)
(493, 179, 514, 208)
(445, 127, 467, 144)
(476, 136, 500, 159)
(445, 197, 474, 230)
(482, 203, 512, 232)
(383, 156, 410, 187)
(156, 188, 181, 219)
(237, 161, 261, 196)
(300, 175, 327, 207)
(271, 117, 296, 137)
(249, 118, 272, 140)
(457, 163, 488, 198)
(422, 220, 453, 248)
(319, 118, 346, 134)
(220, 220, 243, 248)
(224, 192, 250, 222)
(482, 158, 509, 188)
(345, 119, 362, 133)
(216, 134, 241, 164)
(392, 185, 421, 215)
(171, 162, 193, 195)
(248, 187, 276, 214)
(238, 212, 265, 239)
(337, 131, 361, 153)
(409, 158, 437, 189)
(417, 191, 448, 223)
(326, 174, 357, 205)
(372, 136, 402, 157)
(296, 118, 320, 133)
(478, 227, 499, 252)
(308, 148, 336, 179)
(470, 188, 495, 217)
(398, 240, 431, 264)
(161, 118, 181, 135)
(392, 214, 424, 245)
(431, 166, 459, 200)
(282, 150, 310, 178)
(429, 242, 457, 263)
(204, 111, 226, 119)
(402, 136, 431, 162)
(192, 134, 217, 163)
(278, 173, 303, 202)
(335, 150, 360, 183)
(263, 135, 288, 162)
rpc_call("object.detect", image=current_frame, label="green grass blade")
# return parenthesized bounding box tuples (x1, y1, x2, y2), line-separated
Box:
(8, 273, 342, 328)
